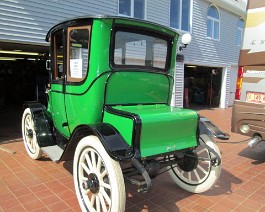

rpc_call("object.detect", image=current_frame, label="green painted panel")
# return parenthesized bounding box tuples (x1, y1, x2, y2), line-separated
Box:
(105, 72, 170, 105)
(65, 75, 108, 133)
(63, 19, 114, 133)
(89, 19, 113, 77)
(49, 89, 70, 137)
(113, 104, 198, 158)
(103, 111, 133, 146)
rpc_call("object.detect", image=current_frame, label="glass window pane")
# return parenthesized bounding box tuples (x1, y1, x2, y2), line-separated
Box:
(237, 18, 244, 45)
(208, 6, 219, 19)
(68, 28, 89, 81)
(153, 42, 168, 69)
(126, 40, 146, 65)
(170, 0, 180, 29)
(114, 31, 168, 70)
(53, 30, 64, 81)
(181, 0, 190, 31)
(207, 19, 212, 37)
(214, 21, 219, 39)
(134, 0, 144, 19)
(238, 18, 244, 28)
(119, 0, 131, 16)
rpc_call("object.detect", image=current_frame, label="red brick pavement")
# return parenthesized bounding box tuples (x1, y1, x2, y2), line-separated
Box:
(0, 107, 264, 211)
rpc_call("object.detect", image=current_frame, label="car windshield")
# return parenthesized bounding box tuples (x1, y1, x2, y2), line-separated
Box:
(112, 27, 171, 71)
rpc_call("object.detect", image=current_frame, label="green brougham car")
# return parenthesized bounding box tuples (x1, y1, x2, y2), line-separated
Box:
(22, 16, 228, 211)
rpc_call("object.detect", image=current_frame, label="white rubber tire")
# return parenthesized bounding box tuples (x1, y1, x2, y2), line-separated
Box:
(22, 108, 42, 160)
(73, 136, 126, 212)
(168, 134, 221, 193)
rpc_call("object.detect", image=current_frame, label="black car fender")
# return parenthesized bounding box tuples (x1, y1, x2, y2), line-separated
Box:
(199, 116, 229, 140)
(23, 101, 56, 147)
(60, 123, 134, 161)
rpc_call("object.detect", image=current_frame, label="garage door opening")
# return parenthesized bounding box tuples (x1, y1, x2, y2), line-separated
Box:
(0, 60, 48, 107)
(0, 42, 49, 143)
(0, 59, 48, 143)
(184, 65, 222, 109)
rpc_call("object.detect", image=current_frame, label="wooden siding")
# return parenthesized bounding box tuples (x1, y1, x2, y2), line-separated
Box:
(184, 0, 242, 66)
(0, 0, 117, 44)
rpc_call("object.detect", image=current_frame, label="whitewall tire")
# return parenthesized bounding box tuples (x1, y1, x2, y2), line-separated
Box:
(169, 134, 221, 193)
(22, 108, 42, 160)
(73, 135, 126, 212)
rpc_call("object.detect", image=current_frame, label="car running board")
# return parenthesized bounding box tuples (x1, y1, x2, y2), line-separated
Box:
(41, 145, 64, 162)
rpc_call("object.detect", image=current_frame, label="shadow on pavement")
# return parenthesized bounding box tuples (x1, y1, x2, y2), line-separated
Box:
(238, 142, 265, 165)
(62, 158, 243, 211)
(203, 168, 243, 196)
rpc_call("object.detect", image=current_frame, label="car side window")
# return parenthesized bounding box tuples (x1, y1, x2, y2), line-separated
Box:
(67, 26, 90, 83)
(52, 29, 64, 81)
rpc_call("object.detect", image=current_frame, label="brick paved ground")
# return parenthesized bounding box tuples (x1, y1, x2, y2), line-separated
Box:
(0, 107, 264, 211)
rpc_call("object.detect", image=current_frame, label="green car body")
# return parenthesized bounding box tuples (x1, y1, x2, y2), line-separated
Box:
(45, 16, 199, 159)
(22, 16, 224, 211)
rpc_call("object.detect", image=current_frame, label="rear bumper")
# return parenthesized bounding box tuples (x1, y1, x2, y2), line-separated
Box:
(231, 101, 265, 140)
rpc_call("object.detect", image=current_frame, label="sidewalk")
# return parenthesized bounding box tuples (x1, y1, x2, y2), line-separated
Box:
(0, 107, 264, 211)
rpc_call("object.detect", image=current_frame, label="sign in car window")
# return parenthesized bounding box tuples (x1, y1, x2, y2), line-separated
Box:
(70, 59, 83, 78)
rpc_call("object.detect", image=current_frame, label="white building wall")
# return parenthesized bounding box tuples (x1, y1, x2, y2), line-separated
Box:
(0, 0, 117, 44)
(0, 0, 245, 108)
(174, 0, 245, 108)
(184, 0, 242, 66)
(0, 0, 244, 63)
(147, 0, 170, 26)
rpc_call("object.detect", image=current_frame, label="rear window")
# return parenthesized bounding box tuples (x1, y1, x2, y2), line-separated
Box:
(112, 26, 171, 71)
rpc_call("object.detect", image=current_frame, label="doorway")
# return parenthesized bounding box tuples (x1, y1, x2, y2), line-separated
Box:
(184, 65, 222, 108)
(0, 59, 48, 143)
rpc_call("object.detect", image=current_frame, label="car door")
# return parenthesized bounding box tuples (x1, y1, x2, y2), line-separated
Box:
(63, 25, 91, 133)
(49, 28, 70, 138)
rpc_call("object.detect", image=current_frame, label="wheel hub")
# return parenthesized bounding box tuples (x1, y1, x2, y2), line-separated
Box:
(82, 173, 100, 194)
(177, 151, 198, 172)
(26, 129, 33, 139)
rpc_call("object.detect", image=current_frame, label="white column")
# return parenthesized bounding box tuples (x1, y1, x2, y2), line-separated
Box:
(174, 60, 185, 108)
(220, 65, 231, 108)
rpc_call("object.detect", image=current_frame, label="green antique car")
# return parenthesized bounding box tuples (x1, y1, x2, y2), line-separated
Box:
(22, 16, 228, 211)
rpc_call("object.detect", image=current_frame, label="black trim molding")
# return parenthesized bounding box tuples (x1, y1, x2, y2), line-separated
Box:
(104, 105, 142, 159)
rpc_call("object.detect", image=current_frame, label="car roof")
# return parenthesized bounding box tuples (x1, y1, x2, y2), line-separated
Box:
(45, 15, 178, 42)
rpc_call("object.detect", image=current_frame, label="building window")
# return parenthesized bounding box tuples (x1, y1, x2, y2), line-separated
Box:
(237, 18, 244, 46)
(119, 0, 146, 19)
(170, 0, 191, 32)
(207, 5, 220, 40)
